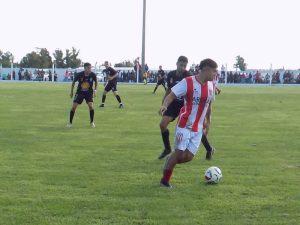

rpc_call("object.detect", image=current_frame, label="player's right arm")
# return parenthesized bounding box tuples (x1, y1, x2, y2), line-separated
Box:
(161, 88, 171, 104)
(160, 92, 176, 115)
(160, 78, 187, 115)
(70, 81, 75, 98)
(161, 72, 173, 103)
(70, 75, 78, 98)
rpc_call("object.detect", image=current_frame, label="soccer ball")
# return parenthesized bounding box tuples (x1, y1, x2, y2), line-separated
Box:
(204, 166, 222, 184)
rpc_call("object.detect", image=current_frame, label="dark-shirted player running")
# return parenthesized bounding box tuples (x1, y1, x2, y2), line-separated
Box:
(67, 62, 98, 128)
(158, 56, 215, 160)
(153, 65, 166, 93)
(99, 61, 124, 108)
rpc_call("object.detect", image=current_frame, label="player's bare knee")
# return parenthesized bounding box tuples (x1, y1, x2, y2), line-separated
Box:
(177, 151, 186, 164)
(185, 151, 194, 162)
(71, 105, 77, 111)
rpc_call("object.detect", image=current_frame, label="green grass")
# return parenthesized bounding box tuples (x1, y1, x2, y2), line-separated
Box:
(0, 82, 299, 225)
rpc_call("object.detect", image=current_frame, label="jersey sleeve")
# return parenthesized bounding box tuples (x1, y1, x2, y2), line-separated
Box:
(93, 73, 97, 81)
(166, 73, 172, 89)
(74, 73, 79, 82)
(109, 67, 117, 76)
(171, 79, 187, 98)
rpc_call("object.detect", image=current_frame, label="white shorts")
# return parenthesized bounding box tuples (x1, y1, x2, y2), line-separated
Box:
(174, 127, 203, 155)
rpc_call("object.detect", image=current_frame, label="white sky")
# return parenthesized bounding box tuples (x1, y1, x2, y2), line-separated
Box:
(1, 0, 299, 70)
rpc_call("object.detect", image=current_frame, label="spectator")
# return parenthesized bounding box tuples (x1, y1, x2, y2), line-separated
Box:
(18, 70, 22, 80)
(296, 73, 300, 84)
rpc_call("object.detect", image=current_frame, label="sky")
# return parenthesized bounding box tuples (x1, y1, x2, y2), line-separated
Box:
(1, 0, 300, 70)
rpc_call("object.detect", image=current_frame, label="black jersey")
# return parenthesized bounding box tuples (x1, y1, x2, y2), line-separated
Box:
(157, 69, 165, 79)
(167, 70, 190, 89)
(104, 67, 117, 83)
(74, 71, 97, 93)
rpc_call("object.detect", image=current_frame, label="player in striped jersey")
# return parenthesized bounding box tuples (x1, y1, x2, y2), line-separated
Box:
(159, 58, 218, 188)
(158, 56, 216, 161)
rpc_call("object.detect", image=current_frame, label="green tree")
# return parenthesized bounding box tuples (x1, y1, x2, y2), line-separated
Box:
(114, 60, 134, 67)
(64, 47, 82, 68)
(39, 48, 52, 68)
(20, 51, 41, 68)
(234, 55, 247, 71)
(20, 48, 52, 68)
(53, 49, 65, 68)
(0, 50, 14, 67)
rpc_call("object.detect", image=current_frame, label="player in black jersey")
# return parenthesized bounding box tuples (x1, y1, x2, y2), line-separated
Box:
(153, 65, 166, 94)
(99, 61, 124, 108)
(158, 56, 215, 160)
(158, 56, 190, 159)
(67, 62, 98, 128)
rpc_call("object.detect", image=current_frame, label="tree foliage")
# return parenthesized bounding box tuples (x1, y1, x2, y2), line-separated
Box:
(39, 48, 52, 68)
(114, 60, 134, 67)
(0, 50, 14, 67)
(53, 49, 64, 68)
(234, 55, 247, 71)
(64, 47, 82, 68)
(19, 47, 82, 68)
(20, 48, 52, 68)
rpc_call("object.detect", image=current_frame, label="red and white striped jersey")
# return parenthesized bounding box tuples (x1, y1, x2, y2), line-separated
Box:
(171, 76, 214, 132)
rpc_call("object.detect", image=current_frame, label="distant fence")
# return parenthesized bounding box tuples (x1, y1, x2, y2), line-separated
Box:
(1, 67, 300, 85)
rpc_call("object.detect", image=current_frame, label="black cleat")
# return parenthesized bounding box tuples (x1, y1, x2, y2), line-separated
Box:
(119, 103, 124, 108)
(99, 104, 104, 107)
(158, 149, 171, 160)
(160, 180, 173, 188)
(205, 147, 215, 160)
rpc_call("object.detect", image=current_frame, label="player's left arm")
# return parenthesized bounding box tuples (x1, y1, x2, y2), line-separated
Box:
(204, 102, 212, 135)
(108, 73, 118, 80)
(93, 74, 98, 97)
(215, 87, 221, 95)
(107, 68, 118, 80)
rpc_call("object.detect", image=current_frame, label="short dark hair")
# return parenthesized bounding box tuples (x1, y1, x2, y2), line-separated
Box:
(177, 56, 188, 63)
(199, 59, 218, 70)
(84, 62, 91, 68)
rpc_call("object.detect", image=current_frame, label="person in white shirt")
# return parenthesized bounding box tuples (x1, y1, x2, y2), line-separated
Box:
(159, 58, 218, 188)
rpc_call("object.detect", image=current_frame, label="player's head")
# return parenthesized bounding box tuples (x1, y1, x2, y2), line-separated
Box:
(104, 61, 109, 68)
(199, 58, 218, 81)
(159, 65, 162, 70)
(84, 62, 92, 73)
(176, 56, 188, 73)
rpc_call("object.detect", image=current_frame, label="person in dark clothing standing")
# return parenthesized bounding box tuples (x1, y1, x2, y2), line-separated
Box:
(99, 61, 124, 108)
(67, 62, 98, 128)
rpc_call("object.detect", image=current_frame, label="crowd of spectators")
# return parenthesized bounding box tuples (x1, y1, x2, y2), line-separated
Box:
(2, 69, 58, 81)
(189, 64, 300, 84)
(217, 70, 300, 84)
(115, 70, 137, 83)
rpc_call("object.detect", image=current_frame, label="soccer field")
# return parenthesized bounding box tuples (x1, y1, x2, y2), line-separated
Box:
(0, 82, 299, 225)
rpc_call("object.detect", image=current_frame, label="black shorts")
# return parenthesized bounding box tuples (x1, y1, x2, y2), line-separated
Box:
(163, 99, 184, 121)
(73, 91, 93, 104)
(105, 81, 117, 92)
(157, 80, 165, 86)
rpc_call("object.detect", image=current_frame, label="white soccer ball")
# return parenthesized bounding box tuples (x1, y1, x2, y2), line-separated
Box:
(204, 166, 222, 184)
